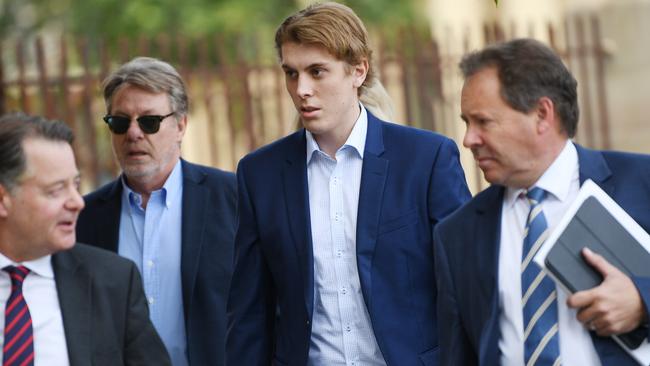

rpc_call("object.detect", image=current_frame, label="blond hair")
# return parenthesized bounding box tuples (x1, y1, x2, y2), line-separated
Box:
(275, 2, 376, 93)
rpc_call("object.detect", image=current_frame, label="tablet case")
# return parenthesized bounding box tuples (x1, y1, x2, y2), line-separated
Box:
(545, 196, 650, 349)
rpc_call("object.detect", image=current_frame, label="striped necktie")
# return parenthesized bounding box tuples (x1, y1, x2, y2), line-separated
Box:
(3, 265, 34, 366)
(521, 188, 561, 366)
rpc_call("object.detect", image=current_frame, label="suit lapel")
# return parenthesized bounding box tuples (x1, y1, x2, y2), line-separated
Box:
(356, 114, 387, 307)
(52, 248, 92, 365)
(576, 144, 614, 194)
(474, 186, 505, 365)
(281, 131, 315, 317)
(180, 160, 209, 323)
(95, 180, 122, 251)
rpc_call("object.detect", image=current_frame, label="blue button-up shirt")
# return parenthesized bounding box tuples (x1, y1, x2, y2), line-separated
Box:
(119, 160, 187, 366)
(306, 104, 386, 366)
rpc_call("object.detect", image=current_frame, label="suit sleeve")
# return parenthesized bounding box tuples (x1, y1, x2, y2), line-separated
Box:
(123, 262, 172, 366)
(632, 276, 650, 340)
(226, 160, 276, 365)
(428, 137, 471, 227)
(434, 226, 477, 366)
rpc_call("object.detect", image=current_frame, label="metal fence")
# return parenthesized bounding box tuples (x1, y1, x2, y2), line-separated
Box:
(0, 15, 608, 193)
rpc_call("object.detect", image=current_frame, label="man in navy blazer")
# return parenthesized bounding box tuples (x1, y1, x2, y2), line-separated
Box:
(226, 3, 470, 366)
(76, 57, 236, 366)
(435, 38, 650, 365)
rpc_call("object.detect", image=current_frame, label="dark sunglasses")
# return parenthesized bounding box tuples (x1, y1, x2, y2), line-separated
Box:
(103, 112, 175, 134)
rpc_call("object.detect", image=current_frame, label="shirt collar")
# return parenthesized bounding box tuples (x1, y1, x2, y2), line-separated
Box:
(504, 140, 578, 208)
(306, 103, 368, 163)
(0, 251, 54, 279)
(121, 159, 183, 209)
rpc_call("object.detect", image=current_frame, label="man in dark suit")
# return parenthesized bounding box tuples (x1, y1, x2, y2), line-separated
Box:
(0, 113, 170, 365)
(435, 38, 650, 365)
(76, 57, 236, 366)
(226, 3, 470, 366)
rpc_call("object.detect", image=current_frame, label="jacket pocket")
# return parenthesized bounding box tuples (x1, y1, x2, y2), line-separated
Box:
(378, 208, 418, 235)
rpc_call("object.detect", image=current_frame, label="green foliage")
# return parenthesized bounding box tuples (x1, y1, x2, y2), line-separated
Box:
(0, 0, 424, 41)
(0, 0, 427, 68)
(345, 0, 422, 27)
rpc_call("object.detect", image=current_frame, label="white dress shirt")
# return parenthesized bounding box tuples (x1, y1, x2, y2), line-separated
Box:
(498, 140, 601, 365)
(306, 104, 386, 366)
(0, 253, 70, 366)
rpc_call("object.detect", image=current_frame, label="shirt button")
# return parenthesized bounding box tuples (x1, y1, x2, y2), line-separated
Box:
(148, 297, 155, 305)
(345, 325, 351, 332)
(341, 287, 347, 294)
(147, 260, 154, 267)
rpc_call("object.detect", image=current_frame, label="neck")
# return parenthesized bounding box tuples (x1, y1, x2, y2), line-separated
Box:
(125, 174, 168, 209)
(313, 103, 361, 159)
(522, 138, 569, 189)
(0, 231, 40, 263)
(124, 158, 179, 209)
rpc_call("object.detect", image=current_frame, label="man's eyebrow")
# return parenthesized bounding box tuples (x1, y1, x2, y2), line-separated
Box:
(281, 62, 329, 70)
(43, 173, 81, 188)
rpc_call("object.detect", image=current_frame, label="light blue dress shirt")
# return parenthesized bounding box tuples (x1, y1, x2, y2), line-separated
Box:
(119, 160, 188, 366)
(306, 104, 386, 366)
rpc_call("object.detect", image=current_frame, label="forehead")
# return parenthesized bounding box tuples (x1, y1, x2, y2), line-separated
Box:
(462, 67, 501, 96)
(461, 67, 507, 111)
(110, 84, 171, 114)
(281, 42, 341, 67)
(21, 138, 78, 184)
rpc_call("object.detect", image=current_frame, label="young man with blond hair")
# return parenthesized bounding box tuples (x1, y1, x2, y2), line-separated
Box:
(226, 3, 470, 365)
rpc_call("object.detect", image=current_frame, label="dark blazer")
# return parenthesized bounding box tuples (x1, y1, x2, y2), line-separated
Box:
(434, 145, 650, 366)
(54, 243, 170, 366)
(226, 111, 471, 366)
(76, 160, 237, 366)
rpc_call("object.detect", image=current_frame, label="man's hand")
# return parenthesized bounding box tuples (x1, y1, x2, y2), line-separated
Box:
(566, 248, 648, 336)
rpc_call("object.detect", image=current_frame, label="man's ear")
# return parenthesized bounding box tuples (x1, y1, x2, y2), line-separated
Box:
(176, 114, 187, 143)
(535, 96, 557, 134)
(352, 58, 369, 88)
(0, 184, 12, 218)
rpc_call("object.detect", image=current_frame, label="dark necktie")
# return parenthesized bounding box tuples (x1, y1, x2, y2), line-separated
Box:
(521, 188, 561, 366)
(3, 265, 34, 366)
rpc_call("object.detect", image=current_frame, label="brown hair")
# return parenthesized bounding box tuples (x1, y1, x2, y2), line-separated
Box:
(459, 38, 579, 137)
(0, 113, 73, 191)
(275, 2, 376, 94)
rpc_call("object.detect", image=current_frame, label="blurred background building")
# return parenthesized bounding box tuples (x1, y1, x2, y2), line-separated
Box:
(1, 0, 648, 193)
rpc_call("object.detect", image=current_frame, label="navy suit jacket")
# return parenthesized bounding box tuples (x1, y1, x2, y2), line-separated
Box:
(226, 111, 471, 366)
(54, 243, 171, 366)
(434, 145, 650, 366)
(76, 160, 237, 366)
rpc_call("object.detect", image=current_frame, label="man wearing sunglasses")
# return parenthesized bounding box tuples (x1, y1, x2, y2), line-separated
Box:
(76, 57, 237, 366)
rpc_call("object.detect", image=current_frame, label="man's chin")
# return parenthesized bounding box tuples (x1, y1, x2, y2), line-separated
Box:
(121, 164, 156, 179)
(52, 237, 76, 253)
(482, 170, 504, 186)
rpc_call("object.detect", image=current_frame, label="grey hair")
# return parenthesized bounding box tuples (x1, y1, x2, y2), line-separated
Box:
(102, 57, 189, 117)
